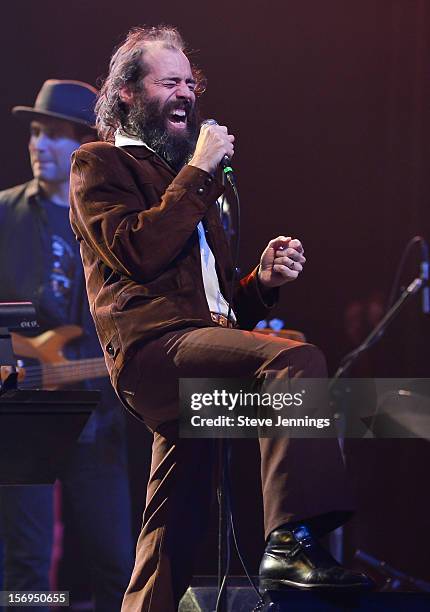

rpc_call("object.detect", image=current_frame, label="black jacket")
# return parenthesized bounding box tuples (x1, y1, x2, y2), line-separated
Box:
(0, 179, 123, 441)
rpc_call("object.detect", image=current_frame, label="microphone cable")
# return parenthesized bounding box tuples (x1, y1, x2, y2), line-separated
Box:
(215, 168, 239, 612)
(226, 451, 264, 606)
(215, 439, 264, 611)
(226, 176, 240, 325)
(215, 169, 264, 611)
(201, 117, 239, 325)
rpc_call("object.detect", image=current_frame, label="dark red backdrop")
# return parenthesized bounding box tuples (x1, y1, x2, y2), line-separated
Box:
(2, 0, 429, 371)
(2, 0, 430, 591)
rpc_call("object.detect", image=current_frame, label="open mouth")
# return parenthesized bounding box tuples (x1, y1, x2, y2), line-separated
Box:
(168, 109, 187, 127)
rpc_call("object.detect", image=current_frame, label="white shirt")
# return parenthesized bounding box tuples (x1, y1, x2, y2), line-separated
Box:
(114, 130, 236, 322)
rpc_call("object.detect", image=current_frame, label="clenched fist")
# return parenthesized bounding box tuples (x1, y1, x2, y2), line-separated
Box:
(258, 236, 306, 288)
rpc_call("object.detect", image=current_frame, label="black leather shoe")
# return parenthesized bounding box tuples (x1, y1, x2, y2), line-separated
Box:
(259, 525, 374, 592)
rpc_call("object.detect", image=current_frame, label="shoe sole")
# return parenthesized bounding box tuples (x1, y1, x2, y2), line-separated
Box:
(259, 578, 374, 593)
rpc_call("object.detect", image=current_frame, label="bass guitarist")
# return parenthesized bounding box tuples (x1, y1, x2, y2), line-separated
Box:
(0, 80, 133, 611)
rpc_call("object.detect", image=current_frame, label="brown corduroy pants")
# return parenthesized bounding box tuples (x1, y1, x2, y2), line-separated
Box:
(118, 327, 353, 612)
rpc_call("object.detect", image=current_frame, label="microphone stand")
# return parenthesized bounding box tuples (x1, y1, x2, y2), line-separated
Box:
(331, 275, 424, 388)
(355, 549, 430, 592)
(329, 274, 425, 563)
(216, 439, 231, 612)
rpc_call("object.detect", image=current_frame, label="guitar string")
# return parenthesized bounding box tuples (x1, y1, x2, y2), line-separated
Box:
(18, 369, 107, 388)
(17, 358, 105, 376)
(9, 329, 106, 388)
(15, 361, 104, 381)
(16, 359, 107, 388)
(22, 364, 106, 379)
(22, 372, 107, 386)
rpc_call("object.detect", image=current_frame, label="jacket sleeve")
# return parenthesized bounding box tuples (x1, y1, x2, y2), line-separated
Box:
(69, 147, 224, 282)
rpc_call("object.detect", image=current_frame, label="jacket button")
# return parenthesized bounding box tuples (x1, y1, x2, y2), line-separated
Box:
(205, 177, 213, 186)
(106, 342, 115, 357)
(197, 187, 205, 195)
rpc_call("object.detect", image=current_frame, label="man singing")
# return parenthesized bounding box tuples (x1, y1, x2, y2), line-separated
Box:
(70, 26, 372, 611)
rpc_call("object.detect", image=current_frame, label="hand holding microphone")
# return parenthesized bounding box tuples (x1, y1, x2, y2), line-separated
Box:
(189, 119, 235, 176)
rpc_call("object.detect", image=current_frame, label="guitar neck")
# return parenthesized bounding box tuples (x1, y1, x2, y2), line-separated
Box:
(20, 357, 108, 390)
(45, 358, 108, 386)
(10, 326, 109, 389)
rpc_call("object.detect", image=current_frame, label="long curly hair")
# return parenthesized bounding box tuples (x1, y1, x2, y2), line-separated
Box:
(95, 25, 206, 142)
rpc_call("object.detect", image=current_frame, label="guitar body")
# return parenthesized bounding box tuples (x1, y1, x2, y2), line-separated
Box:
(11, 325, 84, 365)
(1, 326, 107, 390)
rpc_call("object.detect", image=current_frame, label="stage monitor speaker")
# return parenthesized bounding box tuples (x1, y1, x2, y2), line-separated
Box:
(180, 585, 430, 611)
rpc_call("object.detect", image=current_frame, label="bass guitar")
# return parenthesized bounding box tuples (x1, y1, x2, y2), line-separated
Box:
(1, 325, 107, 390)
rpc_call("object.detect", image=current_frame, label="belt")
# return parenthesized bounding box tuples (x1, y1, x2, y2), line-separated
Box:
(210, 312, 235, 328)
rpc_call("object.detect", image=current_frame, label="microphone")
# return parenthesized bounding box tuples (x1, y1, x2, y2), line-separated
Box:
(201, 118, 235, 185)
(420, 239, 429, 314)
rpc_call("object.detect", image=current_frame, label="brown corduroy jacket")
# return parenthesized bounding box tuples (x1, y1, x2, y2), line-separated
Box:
(69, 142, 275, 388)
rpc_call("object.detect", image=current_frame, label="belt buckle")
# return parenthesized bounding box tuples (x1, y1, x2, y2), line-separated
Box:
(211, 312, 229, 327)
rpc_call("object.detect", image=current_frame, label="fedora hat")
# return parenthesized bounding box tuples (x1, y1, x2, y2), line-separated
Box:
(12, 79, 97, 129)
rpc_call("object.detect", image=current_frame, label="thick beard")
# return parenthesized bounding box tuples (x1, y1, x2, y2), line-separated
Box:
(125, 92, 200, 172)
